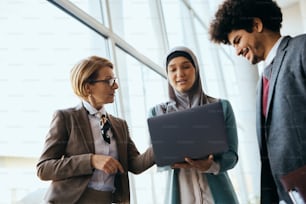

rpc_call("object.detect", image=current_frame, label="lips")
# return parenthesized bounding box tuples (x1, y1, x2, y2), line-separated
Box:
(176, 79, 187, 84)
(242, 47, 249, 57)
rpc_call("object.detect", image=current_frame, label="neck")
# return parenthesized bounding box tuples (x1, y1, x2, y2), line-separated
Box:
(263, 31, 281, 60)
(84, 99, 103, 110)
(93, 103, 104, 110)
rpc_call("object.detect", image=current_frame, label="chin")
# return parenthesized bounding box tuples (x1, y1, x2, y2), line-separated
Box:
(99, 99, 114, 105)
(177, 88, 189, 93)
(251, 56, 262, 64)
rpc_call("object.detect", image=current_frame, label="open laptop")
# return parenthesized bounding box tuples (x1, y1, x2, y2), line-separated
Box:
(147, 102, 228, 167)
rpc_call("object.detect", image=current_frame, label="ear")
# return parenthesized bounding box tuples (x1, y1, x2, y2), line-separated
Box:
(85, 83, 92, 95)
(253, 18, 263, 33)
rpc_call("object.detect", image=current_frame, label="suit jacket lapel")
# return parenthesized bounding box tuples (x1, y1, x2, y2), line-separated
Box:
(73, 104, 95, 152)
(256, 76, 264, 148)
(266, 36, 290, 121)
(108, 115, 125, 165)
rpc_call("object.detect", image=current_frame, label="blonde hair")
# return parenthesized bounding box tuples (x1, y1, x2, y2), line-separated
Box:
(70, 56, 113, 99)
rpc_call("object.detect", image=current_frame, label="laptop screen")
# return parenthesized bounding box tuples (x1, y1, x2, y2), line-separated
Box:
(147, 102, 228, 166)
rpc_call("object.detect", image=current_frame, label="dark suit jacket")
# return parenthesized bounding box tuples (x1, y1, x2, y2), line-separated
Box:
(37, 104, 154, 203)
(256, 35, 306, 203)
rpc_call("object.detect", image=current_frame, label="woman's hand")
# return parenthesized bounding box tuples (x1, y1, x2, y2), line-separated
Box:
(171, 154, 214, 172)
(91, 154, 124, 174)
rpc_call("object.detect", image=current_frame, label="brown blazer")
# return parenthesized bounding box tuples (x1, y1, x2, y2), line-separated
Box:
(36, 104, 154, 203)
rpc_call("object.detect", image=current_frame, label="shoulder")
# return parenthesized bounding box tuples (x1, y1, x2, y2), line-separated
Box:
(292, 34, 306, 51)
(291, 34, 306, 41)
(206, 95, 230, 107)
(50, 105, 88, 126)
(219, 99, 231, 107)
(280, 35, 306, 67)
(206, 95, 218, 103)
(53, 104, 84, 116)
(218, 99, 234, 113)
(284, 35, 306, 50)
(52, 107, 75, 117)
(108, 114, 126, 125)
(208, 98, 234, 116)
(204, 95, 232, 112)
(148, 101, 172, 117)
(204, 96, 234, 117)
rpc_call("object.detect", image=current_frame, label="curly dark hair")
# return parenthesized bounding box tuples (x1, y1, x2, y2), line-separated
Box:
(209, 0, 282, 44)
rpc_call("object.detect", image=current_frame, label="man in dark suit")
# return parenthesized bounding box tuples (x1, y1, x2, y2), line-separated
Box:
(209, 0, 306, 203)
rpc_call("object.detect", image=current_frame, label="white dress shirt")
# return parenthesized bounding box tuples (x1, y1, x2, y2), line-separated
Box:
(83, 100, 118, 192)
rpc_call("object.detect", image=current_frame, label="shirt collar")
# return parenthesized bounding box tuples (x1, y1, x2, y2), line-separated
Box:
(263, 36, 284, 67)
(82, 100, 106, 116)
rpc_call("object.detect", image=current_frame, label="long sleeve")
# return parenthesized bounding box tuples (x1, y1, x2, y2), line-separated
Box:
(216, 99, 239, 173)
(122, 120, 155, 174)
(36, 110, 93, 181)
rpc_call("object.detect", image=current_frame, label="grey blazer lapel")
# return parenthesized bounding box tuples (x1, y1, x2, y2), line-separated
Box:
(73, 104, 95, 152)
(256, 76, 264, 148)
(266, 36, 290, 120)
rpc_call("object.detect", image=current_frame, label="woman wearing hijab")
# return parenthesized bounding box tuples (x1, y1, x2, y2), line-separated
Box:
(37, 56, 154, 204)
(149, 46, 239, 204)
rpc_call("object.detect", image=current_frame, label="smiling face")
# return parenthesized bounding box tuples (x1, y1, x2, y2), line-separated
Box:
(86, 66, 118, 109)
(227, 18, 268, 64)
(167, 56, 196, 93)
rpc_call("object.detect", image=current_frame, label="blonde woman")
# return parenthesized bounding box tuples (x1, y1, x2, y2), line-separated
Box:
(37, 56, 154, 204)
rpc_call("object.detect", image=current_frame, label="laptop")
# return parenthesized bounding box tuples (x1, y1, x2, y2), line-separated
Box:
(147, 102, 228, 167)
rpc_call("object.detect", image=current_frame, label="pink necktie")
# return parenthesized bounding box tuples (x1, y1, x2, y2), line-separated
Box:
(262, 62, 273, 117)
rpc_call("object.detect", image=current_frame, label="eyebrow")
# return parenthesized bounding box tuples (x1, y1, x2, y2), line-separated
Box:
(168, 60, 191, 67)
(102, 75, 115, 79)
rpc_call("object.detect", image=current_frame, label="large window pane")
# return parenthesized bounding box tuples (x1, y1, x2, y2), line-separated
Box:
(115, 47, 167, 150)
(109, 0, 164, 65)
(69, 0, 108, 26)
(0, 1, 111, 202)
(162, 0, 185, 46)
(115, 47, 168, 204)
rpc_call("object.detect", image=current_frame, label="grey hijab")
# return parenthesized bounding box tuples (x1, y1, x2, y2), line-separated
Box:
(155, 46, 208, 114)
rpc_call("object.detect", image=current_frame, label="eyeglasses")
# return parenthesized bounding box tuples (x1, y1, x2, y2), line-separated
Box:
(90, 78, 117, 87)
